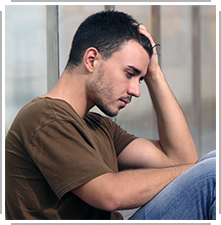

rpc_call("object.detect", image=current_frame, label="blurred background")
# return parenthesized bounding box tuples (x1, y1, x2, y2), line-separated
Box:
(5, 5, 216, 160)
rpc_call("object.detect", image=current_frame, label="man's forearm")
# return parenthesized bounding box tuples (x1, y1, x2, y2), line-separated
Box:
(73, 162, 195, 211)
(145, 72, 198, 164)
(106, 163, 195, 210)
(137, 25, 198, 164)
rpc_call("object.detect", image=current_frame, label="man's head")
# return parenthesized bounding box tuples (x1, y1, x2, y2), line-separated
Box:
(65, 10, 153, 71)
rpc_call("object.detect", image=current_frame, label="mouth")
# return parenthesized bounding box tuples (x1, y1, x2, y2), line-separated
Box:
(119, 97, 131, 107)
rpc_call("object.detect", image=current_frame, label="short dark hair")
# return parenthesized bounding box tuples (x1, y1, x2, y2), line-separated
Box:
(65, 10, 153, 71)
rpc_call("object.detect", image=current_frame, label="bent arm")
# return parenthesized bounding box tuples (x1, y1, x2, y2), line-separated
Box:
(144, 25, 197, 164)
(119, 25, 198, 167)
(72, 163, 194, 211)
(145, 71, 197, 164)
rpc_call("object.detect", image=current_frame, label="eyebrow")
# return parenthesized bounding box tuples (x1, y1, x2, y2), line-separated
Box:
(128, 65, 142, 75)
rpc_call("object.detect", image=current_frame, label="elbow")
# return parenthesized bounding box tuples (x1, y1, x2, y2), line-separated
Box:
(188, 145, 198, 163)
(192, 154, 199, 164)
(169, 145, 198, 165)
(101, 192, 122, 212)
(179, 140, 198, 164)
(184, 147, 199, 164)
(96, 175, 123, 211)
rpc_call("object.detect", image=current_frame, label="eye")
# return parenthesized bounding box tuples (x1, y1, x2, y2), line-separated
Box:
(127, 72, 134, 79)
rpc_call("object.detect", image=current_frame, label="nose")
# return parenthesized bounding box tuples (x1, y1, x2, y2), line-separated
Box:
(127, 80, 141, 98)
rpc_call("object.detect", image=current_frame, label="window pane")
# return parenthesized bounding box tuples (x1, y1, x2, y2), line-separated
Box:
(5, 5, 47, 132)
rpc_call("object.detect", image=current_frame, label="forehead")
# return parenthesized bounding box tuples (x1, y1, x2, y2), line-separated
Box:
(107, 40, 150, 74)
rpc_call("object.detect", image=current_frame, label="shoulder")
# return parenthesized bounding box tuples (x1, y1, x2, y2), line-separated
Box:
(23, 97, 82, 123)
(7, 97, 79, 143)
(12, 97, 68, 125)
(11, 97, 51, 126)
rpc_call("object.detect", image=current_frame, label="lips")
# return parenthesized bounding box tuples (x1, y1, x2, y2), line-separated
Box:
(119, 97, 131, 107)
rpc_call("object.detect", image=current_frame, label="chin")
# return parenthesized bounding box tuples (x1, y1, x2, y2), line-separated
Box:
(96, 103, 121, 118)
(98, 107, 119, 117)
(104, 111, 119, 117)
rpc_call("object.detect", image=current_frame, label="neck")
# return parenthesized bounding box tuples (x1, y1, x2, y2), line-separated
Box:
(41, 69, 94, 118)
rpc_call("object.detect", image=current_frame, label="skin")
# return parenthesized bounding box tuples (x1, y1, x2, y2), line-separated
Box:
(42, 25, 198, 211)
(86, 40, 149, 117)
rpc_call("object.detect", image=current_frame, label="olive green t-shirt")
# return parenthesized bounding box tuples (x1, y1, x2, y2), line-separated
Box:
(5, 97, 137, 220)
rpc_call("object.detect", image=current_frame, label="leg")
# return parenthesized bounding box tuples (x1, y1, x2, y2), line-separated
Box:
(129, 154, 216, 220)
(198, 150, 216, 162)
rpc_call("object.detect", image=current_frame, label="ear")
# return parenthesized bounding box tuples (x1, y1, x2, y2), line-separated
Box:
(83, 47, 100, 73)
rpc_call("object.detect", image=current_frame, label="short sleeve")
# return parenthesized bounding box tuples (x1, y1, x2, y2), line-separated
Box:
(99, 116, 138, 156)
(113, 123, 138, 156)
(27, 119, 113, 200)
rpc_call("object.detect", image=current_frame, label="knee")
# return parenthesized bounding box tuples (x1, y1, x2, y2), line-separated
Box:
(199, 150, 216, 162)
(196, 157, 216, 178)
(207, 150, 216, 158)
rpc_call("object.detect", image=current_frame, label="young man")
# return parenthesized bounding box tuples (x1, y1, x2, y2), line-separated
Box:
(5, 10, 216, 220)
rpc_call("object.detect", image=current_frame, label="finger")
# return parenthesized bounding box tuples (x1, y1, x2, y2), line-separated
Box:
(138, 24, 147, 32)
(132, 23, 157, 53)
(138, 25, 156, 47)
(131, 22, 139, 26)
(140, 30, 155, 46)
